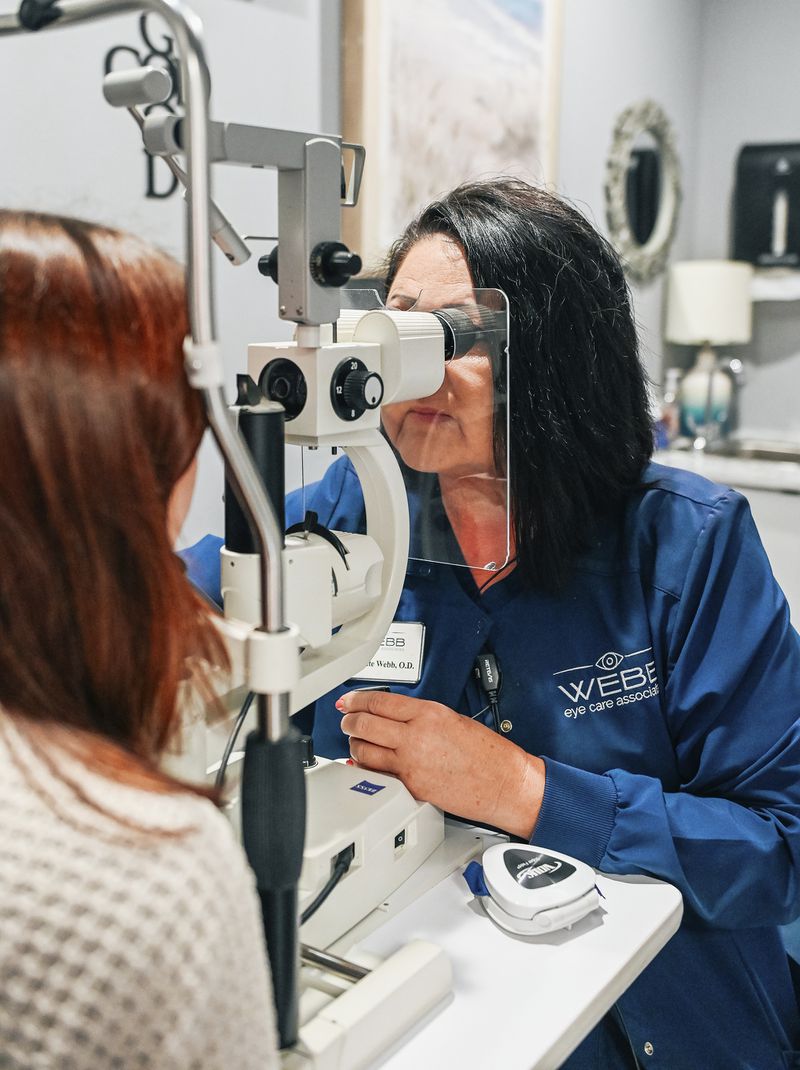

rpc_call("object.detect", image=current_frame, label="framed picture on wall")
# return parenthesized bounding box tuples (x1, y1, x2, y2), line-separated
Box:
(341, 0, 564, 272)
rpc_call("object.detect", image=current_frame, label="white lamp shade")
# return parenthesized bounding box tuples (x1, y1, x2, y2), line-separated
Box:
(665, 260, 753, 345)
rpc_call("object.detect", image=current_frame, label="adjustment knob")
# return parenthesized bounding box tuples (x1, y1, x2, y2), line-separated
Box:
(342, 368, 384, 411)
(310, 241, 362, 287)
(258, 358, 307, 421)
(299, 735, 317, 769)
(331, 357, 384, 421)
(257, 246, 279, 283)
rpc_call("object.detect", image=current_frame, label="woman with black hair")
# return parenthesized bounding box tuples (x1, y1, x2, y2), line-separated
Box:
(188, 179, 800, 1068)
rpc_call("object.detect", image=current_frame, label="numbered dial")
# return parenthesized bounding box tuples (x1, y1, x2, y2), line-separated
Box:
(331, 358, 384, 421)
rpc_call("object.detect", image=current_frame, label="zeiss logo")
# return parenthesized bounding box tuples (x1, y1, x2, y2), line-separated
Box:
(350, 780, 385, 796)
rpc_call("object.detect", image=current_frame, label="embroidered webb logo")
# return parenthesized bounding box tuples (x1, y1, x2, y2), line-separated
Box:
(553, 647, 660, 719)
(595, 651, 624, 671)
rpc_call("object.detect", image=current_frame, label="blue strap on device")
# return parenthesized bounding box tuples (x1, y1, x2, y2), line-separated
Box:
(463, 844, 601, 936)
(463, 859, 490, 897)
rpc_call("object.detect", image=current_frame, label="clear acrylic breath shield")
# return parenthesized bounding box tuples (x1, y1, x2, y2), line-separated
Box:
(288, 285, 511, 574)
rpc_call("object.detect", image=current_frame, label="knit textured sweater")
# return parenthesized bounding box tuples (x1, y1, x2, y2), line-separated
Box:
(0, 715, 279, 1069)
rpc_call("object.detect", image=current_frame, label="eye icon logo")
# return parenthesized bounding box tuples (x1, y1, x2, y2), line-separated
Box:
(596, 651, 624, 671)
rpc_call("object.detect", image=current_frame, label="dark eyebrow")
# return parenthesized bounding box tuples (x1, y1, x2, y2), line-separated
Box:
(387, 295, 478, 311)
(386, 291, 422, 308)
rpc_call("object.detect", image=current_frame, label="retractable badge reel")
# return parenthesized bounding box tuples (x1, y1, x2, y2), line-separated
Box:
(464, 844, 601, 936)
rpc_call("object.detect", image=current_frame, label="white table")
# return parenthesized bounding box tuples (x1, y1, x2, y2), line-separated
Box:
(654, 447, 800, 494)
(326, 827, 683, 1070)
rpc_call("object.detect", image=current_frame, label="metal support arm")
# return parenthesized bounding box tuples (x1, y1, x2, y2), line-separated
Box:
(1, 0, 302, 1048)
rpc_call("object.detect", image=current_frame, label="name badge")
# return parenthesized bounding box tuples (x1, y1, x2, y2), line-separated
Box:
(352, 621, 426, 685)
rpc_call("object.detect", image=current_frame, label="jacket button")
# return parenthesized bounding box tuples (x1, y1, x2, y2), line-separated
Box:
(644, 1042, 654, 1056)
(500, 720, 513, 733)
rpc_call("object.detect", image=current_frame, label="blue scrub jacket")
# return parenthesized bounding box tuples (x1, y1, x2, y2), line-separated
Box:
(183, 459, 800, 1069)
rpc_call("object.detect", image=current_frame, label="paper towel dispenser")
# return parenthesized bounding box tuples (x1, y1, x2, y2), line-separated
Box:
(733, 142, 800, 268)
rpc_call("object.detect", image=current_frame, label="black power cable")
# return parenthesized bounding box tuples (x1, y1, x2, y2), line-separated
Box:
(215, 690, 254, 790)
(300, 844, 356, 926)
(608, 1002, 642, 1068)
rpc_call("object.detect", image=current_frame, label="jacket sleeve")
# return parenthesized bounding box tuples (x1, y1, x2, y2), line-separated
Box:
(285, 455, 363, 529)
(180, 533, 225, 607)
(533, 492, 800, 927)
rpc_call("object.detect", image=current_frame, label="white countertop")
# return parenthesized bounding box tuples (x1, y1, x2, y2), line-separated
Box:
(654, 448, 800, 494)
(358, 866, 682, 1070)
(296, 825, 683, 1070)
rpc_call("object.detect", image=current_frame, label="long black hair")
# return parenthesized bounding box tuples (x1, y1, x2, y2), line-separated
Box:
(384, 178, 654, 592)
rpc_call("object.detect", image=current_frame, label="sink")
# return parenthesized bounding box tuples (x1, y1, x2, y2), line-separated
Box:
(705, 439, 800, 463)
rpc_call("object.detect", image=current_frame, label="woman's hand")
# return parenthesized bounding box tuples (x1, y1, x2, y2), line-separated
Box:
(337, 690, 545, 840)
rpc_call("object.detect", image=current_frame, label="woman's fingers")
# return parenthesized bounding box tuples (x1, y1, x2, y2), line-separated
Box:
(336, 689, 421, 722)
(340, 710, 404, 751)
(347, 736, 400, 776)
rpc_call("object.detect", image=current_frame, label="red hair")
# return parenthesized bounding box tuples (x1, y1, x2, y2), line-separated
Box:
(0, 210, 225, 794)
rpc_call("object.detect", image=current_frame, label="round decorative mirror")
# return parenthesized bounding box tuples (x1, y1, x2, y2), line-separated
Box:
(605, 100, 682, 284)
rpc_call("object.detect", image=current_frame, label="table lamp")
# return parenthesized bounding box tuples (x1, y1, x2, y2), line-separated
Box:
(665, 260, 753, 445)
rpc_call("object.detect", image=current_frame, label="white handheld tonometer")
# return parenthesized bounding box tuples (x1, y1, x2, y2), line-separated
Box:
(465, 843, 601, 936)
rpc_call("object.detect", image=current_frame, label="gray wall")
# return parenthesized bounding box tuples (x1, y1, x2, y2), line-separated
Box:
(558, 0, 800, 442)
(556, 0, 704, 386)
(691, 0, 800, 439)
(0, 0, 340, 545)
